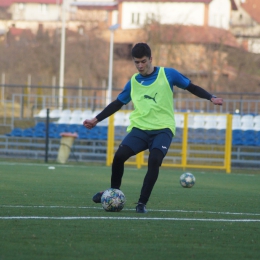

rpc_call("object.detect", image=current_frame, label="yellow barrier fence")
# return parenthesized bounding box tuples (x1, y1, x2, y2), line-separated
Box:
(106, 112, 232, 173)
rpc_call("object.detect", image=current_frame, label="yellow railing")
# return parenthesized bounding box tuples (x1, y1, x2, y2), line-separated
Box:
(106, 112, 232, 173)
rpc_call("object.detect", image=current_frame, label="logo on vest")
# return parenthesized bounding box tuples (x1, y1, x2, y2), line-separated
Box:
(144, 93, 157, 103)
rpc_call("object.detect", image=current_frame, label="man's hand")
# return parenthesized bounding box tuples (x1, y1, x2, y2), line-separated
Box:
(83, 118, 98, 129)
(211, 97, 223, 106)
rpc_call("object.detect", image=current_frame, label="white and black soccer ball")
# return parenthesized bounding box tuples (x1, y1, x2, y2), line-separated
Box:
(101, 188, 126, 212)
(180, 172, 195, 188)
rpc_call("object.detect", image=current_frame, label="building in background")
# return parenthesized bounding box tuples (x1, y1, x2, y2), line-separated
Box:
(230, 0, 260, 53)
(0, 0, 259, 90)
(117, 0, 231, 30)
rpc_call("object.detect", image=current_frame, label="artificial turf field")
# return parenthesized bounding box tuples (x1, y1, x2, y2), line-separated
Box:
(0, 162, 259, 260)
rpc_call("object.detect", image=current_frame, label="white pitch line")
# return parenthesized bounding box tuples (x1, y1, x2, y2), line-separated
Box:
(1, 205, 260, 216)
(0, 162, 108, 169)
(0, 216, 259, 222)
(0, 161, 140, 171)
(0, 161, 256, 175)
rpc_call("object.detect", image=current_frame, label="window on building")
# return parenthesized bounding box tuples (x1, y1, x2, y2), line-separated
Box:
(18, 3, 24, 10)
(131, 13, 140, 24)
(40, 4, 48, 14)
(146, 13, 155, 23)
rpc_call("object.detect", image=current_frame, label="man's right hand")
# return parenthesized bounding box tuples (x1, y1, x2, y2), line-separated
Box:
(83, 118, 98, 129)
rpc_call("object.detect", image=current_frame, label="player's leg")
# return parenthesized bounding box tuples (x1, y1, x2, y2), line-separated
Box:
(137, 148, 164, 205)
(136, 130, 172, 213)
(111, 144, 135, 189)
(92, 144, 134, 203)
(92, 128, 148, 203)
(111, 128, 148, 188)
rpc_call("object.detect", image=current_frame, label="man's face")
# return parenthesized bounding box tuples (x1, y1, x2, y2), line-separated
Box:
(133, 56, 153, 76)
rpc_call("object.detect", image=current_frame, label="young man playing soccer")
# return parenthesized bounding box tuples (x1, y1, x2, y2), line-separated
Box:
(83, 43, 223, 213)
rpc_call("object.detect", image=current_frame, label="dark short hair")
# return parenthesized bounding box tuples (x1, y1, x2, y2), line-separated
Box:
(131, 43, 151, 58)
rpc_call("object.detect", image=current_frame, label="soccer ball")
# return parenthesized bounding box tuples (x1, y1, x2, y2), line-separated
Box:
(101, 188, 126, 212)
(180, 172, 195, 188)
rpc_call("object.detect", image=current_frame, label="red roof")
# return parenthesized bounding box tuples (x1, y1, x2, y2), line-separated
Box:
(72, 2, 118, 11)
(230, 0, 238, 11)
(118, 0, 213, 3)
(0, 0, 62, 7)
(0, 0, 14, 7)
(241, 0, 260, 24)
(8, 27, 34, 39)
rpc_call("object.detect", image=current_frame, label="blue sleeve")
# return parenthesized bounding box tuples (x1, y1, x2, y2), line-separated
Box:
(164, 68, 191, 90)
(117, 80, 131, 104)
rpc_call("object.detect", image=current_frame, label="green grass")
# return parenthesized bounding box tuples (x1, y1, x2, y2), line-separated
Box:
(0, 162, 260, 260)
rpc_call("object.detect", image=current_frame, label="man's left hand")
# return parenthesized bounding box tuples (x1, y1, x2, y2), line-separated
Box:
(211, 97, 223, 106)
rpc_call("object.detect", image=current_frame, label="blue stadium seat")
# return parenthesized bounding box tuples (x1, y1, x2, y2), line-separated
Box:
(255, 139, 260, 146)
(34, 129, 45, 138)
(232, 129, 243, 139)
(77, 125, 93, 139)
(22, 128, 34, 137)
(204, 138, 219, 145)
(217, 139, 225, 145)
(232, 137, 243, 146)
(204, 128, 219, 137)
(88, 128, 99, 140)
(243, 129, 255, 137)
(175, 127, 182, 136)
(97, 126, 108, 140)
(56, 124, 68, 134)
(204, 129, 219, 144)
(68, 124, 79, 133)
(78, 132, 88, 139)
(98, 126, 108, 135)
(98, 133, 107, 140)
(48, 123, 57, 132)
(242, 131, 256, 146)
(188, 128, 205, 144)
(48, 131, 60, 139)
(8, 128, 23, 137)
(34, 122, 45, 131)
(78, 125, 86, 133)
(172, 137, 182, 143)
(243, 138, 256, 146)
(255, 131, 260, 140)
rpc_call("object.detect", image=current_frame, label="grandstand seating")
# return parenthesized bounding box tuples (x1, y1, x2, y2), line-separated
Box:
(22, 128, 34, 137)
(49, 109, 61, 118)
(7, 128, 23, 137)
(114, 112, 126, 126)
(33, 129, 45, 138)
(175, 114, 184, 128)
(34, 108, 47, 118)
(241, 114, 254, 124)
(81, 109, 93, 119)
(5, 109, 260, 146)
(204, 120, 218, 130)
(34, 122, 46, 131)
(253, 122, 260, 131)
(69, 116, 82, 125)
(253, 115, 260, 124)
(124, 112, 131, 126)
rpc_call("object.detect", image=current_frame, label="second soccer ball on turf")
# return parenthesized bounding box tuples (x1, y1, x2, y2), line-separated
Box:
(101, 188, 126, 212)
(180, 172, 195, 188)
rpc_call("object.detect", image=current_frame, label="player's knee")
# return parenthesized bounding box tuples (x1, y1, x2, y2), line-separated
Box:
(113, 145, 134, 163)
(149, 149, 164, 167)
(113, 151, 125, 163)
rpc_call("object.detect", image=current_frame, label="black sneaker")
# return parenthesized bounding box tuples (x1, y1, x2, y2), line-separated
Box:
(92, 191, 104, 203)
(136, 203, 148, 213)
